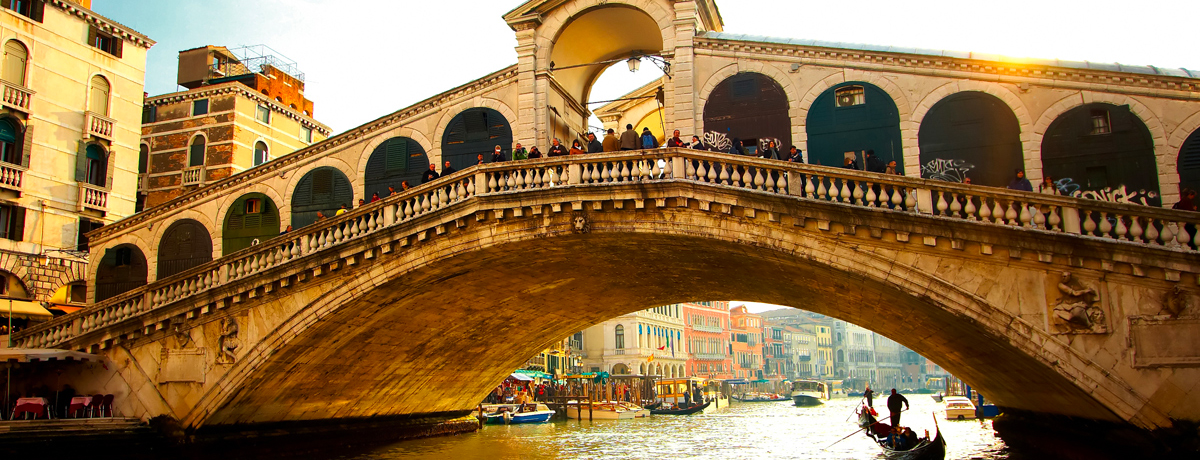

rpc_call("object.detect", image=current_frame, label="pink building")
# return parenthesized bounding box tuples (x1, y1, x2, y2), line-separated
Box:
(682, 301, 733, 379)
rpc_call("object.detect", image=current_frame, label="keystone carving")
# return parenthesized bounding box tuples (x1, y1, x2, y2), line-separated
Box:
(1161, 285, 1192, 318)
(217, 317, 241, 364)
(1050, 272, 1108, 334)
(572, 213, 590, 234)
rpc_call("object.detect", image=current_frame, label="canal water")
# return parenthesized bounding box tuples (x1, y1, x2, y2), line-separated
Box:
(348, 396, 1010, 460)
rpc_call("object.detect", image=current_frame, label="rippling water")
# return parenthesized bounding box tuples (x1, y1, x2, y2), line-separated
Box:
(348, 396, 1011, 460)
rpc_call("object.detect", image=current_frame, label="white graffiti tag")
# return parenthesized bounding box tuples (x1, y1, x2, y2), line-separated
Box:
(703, 131, 733, 152)
(921, 158, 975, 183)
(1056, 178, 1159, 206)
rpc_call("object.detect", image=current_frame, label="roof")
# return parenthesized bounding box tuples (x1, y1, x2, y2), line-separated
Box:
(701, 32, 1200, 79)
(49, 0, 154, 48)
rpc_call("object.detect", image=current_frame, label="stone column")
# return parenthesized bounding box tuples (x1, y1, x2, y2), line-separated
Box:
(512, 20, 541, 150)
(667, 1, 699, 138)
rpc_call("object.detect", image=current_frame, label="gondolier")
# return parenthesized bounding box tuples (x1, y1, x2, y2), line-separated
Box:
(864, 385, 875, 408)
(887, 389, 909, 428)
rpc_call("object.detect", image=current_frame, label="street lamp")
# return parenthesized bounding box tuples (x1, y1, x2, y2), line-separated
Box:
(627, 56, 641, 73)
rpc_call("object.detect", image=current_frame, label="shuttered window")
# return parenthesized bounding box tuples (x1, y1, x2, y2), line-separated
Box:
(222, 193, 279, 256)
(440, 108, 513, 172)
(291, 167, 353, 228)
(254, 141, 269, 166)
(189, 136, 205, 167)
(364, 137, 427, 199)
(84, 144, 106, 187)
(3, 40, 27, 85)
(89, 75, 110, 116)
(0, 203, 24, 241)
(2, 0, 44, 22)
(95, 244, 147, 302)
(157, 219, 213, 279)
(1178, 129, 1200, 195)
(0, 118, 18, 164)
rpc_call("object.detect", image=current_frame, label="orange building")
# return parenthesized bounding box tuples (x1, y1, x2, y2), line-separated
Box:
(682, 301, 732, 379)
(729, 305, 764, 380)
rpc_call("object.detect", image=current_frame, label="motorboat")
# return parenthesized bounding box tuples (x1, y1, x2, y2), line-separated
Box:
(564, 400, 649, 420)
(942, 396, 976, 420)
(480, 403, 555, 424)
(791, 379, 827, 407)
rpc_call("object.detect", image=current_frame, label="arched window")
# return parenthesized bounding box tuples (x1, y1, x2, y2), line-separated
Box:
(615, 324, 625, 349)
(1177, 128, 1200, 196)
(364, 137, 427, 198)
(702, 72, 791, 156)
(291, 167, 353, 228)
(189, 135, 205, 167)
(89, 75, 110, 116)
(95, 244, 147, 302)
(84, 144, 106, 187)
(157, 219, 213, 280)
(3, 40, 28, 86)
(919, 92, 1023, 186)
(138, 144, 149, 175)
(807, 82, 903, 171)
(223, 193, 279, 255)
(1042, 103, 1159, 205)
(0, 118, 21, 165)
(441, 108, 512, 171)
(254, 141, 269, 166)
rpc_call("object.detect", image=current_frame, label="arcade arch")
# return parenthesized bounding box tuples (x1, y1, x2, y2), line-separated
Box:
(440, 108, 513, 171)
(364, 137, 428, 200)
(156, 219, 213, 280)
(1041, 103, 1160, 205)
(94, 244, 147, 302)
(291, 167, 353, 228)
(701, 72, 791, 156)
(806, 82, 903, 171)
(918, 91, 1024, 186)
(1176, 128, 1200, 196)
(222, 193, 280, 256)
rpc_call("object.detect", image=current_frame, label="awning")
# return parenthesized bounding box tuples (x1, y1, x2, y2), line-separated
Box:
(725, 379, 749, 384)
(0, 300, 53, 320)
(0, 348, 101, 363)
(49, 305, 84, 315)
(508, 372, 534, 381)
(513, 369, 552, 379)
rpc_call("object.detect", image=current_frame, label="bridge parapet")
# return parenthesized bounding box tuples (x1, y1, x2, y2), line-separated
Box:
(16, 148, 1200, 351)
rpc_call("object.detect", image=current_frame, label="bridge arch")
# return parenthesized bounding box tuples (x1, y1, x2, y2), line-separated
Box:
(917, 91, 1025, 187)
(700, 71, 793, 155)
(155, 218, 213, 281)
(698, 62, 801, 147)
(177, 191, 1157, 429)
(806, 81, 904, 171)
(288, 166, 355, 229)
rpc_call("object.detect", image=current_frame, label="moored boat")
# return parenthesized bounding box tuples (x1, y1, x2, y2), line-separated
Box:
(732, 393, 789, 402)
(791, 379, 827, 407)
(650, 401, 710, 415)
(565, 400, 649, 420)
(480, 403, 555, 424)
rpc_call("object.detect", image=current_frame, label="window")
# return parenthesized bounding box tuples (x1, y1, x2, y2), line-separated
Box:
(3, 40, 28, 86)
(835, 85, 866, 107)
(84, 144, 106, 186)
(1089, 109, 1111, 135)
(77, 218, 102, 251)
(615, 325, 625, 349)
(89, 75, 110, 116)
(254, 141, 269, 166)
(138, 144, 149, 175)
(189, 136, 205, 167)
(2, 0, 43, 22)
(193, 99, 209, 116)
(300, 126, 312, 143)
(142, 105, 157, 124)
(0, 118, 20, 164)
(255, 105, 270, 124)
(0, 203, 24, 241)
(244, 198, 261, 214)
(88, 26, 122, 57)
(115, 247, 133, 267)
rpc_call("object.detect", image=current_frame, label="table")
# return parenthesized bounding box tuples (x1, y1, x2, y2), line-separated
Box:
(12, 397, 49, 419)
(68, 396, 93, 418)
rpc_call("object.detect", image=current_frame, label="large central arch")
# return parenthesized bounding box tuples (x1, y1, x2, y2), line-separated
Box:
(177, 184, 1151, 430)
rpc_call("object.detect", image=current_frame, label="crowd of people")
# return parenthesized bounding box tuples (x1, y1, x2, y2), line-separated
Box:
(484, 379, 650, 405)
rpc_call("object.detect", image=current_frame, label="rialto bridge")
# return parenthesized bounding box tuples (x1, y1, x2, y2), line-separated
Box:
(12, 0, 1200, 435)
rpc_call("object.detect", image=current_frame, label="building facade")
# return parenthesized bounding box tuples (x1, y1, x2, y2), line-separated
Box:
(580, 304, 688, 378)
(140, 45, 330, 212)
(0, 0, 151, 321)
(682, 300, 732, 379)
(729, 305, 764, 379)
(787, 325, 818, 379)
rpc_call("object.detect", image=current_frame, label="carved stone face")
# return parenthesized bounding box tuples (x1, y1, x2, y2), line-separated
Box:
(1061, 272, 1072, 283)
(573, 216, 587, 231)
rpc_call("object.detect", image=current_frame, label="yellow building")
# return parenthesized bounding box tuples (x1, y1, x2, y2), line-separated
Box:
(814, 324, 833, 378)
(0, 0, 152, 315)
(140, 45, 331, 210)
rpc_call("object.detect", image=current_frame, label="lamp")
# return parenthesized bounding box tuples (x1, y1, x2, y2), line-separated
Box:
(627, 56, 641, 73)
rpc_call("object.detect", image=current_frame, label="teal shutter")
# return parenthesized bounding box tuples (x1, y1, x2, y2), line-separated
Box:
(74, 141, 89, 182)
(21, 122, 32, 167)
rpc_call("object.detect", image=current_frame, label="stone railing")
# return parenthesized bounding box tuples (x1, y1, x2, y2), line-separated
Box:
(17, 148, 1200, 349)
(693, 353, 728, 361)
(84, 111, 115, 141)
(691, 324, 723, 333)
(1, 80, 33, 113)
(77, 183, 108, 212)
(0, 162, 24, 190)
(181, 167, 204, 186)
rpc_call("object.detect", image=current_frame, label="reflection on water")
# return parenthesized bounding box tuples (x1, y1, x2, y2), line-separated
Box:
(348, 396, 1009, 460)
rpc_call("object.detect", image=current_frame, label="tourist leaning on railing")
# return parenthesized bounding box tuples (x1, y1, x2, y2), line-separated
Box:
(512, 143, 528, 160)
(602, 129, 619, 152)
(587, 133, 603, 153)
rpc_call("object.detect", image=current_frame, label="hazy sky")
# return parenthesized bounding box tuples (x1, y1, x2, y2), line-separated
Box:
(95, 0, 1195, 135)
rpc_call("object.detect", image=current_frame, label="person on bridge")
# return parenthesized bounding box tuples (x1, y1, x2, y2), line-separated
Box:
(1038, 175, 1059, 195)
(666, 130, 688, 148)
(422, 164, 439, 183)
(620, 124, 639, 150)
(760, 140, 779, 160)
(442, 160, 457, 176)
(1007, 169, 1033, 191)
(864, 385, 875, 408)
(602, 129, 619, 152)
(528, 146, 542, 159)
(548, 139, 567, 157)
(512, 142, 528, 160)
(887, 388, 909, 428)
(640, 127, 659, 149)
(587, 133, 604, 153)
(1174, 189, 1198, 211)
(570, 139, 585, 155)
(690, 135, 707, 151)
(492, 145, 507, 163)
(786, 146, 803, 163)
(865, 149, 886, 173)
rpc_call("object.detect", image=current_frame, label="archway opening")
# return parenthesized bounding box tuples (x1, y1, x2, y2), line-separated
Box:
(702, 72, 792, 156)
(440, 108, 512, 171)
(222, 193, 280, 256)
(95, 244, 147, 302)
(157, 219, 213, 280)
(291, 167, 353, 228)
(1176, 127, 1200, 196)
(1042, 103, 1159, 205)
(807, 82, 902, 171)
(364, 137, 428, 199)
(919, 91, 1023, 186)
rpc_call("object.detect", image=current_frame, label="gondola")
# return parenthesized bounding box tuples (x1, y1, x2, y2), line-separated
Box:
(643, 401, 663, 410)
(650, 401, 710, 415)
(857, 407, 946, 460)
(731, 395, 790, 402)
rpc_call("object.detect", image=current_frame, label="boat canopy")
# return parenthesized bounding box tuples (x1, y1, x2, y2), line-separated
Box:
(725, 378, 749, 384)
(509, 373, 534, 381)
(513, 369, 553, 379)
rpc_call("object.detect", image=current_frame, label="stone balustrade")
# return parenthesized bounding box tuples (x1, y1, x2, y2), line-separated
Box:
(692, 353, 728, 361)
(77, 183, 108, 212)
(17, 148, 1200, 350)
(691, 324, 723, 333)
(181, 166, 204, 186)
(1, 81, 33, 113)
(0, 162, 24, 191)
(84, 111, 114, 141)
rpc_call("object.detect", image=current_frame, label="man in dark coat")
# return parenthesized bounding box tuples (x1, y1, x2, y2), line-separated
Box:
(1008, 170, 1033, 191)
(864, 385, 875, 408)
(602, 129, 619, 152)
(586, 132, 603, 153)
(548, 138, 567, 157)
(421, 164, 439, 183)
(887, 388, 909, 428)
(640, 128, 659, 149)
(491, 145, 506, 163)
(865, 149, 886, 173)
(442, 160, 457, 176)
(786, 145, 804, 163)
(666, 129, 688, 148)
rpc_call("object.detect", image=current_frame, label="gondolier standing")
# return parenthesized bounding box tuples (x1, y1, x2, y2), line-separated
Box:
(887, 389, 909, 428)
(864, 385, 875, 408)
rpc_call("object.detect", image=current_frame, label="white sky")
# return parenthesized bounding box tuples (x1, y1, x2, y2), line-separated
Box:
(95, 0, 1196, 135)
(732, 302, 790, 314)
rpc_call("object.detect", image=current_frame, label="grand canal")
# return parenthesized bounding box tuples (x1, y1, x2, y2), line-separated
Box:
(346, 396, 1008, 460)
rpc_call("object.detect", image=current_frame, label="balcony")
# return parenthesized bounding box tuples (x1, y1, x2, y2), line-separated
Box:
(0, 162, 25, 193)
(137, 174, 148, 192)
(78, 183, 108, 213)
(1, 81, 33, 114)
(692, 324, 723, 333)
(84, 111, 115, 141)
(693, 353, 727, 361)
(182, 167, 204, 186)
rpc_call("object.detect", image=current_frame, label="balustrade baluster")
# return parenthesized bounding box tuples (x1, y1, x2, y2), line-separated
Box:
(1144, 218, 1158, 244)
(839, 179, 852, 203)
(935, 191, 949, 216)
(804, 174, 815, 198)
(1032, 206, 1046, 229)
(421, 193, 431, 212)
(991, 201, 1005, 224)
(865, 183, 878, 207)
(816, 178, 828, 201)
(948, 194, 961, 217)
(1099, 212, 1113, 238)
(753, 168, 765, 191)
(1018, 202, 1032, 228)
(904, 187, 917, 212)
(488, 174, 498, 192)
(591, 163, 602, 182)
(685, 159, 696, 180)
(504, 173, 514, 190)
(775, 171, 787, 194)
(719, 164, 730, 185)
(1083, 211, 1098, 236)
(1115, 215, 1128, 240)
(697, 161, 708, 182)
(1002, 201, 1016, 225)
(466, 177, 475, 196)
(852, 181, 864, 205)
(964, 195, 977, 220)
(1048, 206, 1061, 231)
(1166, 222, 1182, 248)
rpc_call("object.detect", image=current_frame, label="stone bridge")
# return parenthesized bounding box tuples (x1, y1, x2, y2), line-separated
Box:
(14, 149, 1200, 433)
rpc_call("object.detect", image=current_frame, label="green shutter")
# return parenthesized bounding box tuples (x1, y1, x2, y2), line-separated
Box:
(20, 122, 32, 167)
(74, 141, 89, 182)
(385, 138, 407, 172)
(9, 206, 24, 242)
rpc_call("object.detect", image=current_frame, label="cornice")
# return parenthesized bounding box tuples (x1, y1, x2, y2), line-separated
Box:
(49, 0, 155, 49)
(91, 65, 520, 243)
(695, 36, 1200, 96)
(145, 83, 332, 136)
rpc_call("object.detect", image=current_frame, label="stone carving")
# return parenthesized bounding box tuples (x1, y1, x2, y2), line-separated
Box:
(1161, 285, 1191, 318)
(1050, 272, 1107, 334)
(572, 213, 590, 234)
(217, 317, 241, 364)
(173, 323, 193, 348)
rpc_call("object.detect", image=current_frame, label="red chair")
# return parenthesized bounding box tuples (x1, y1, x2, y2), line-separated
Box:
(86, 394, 104, 418)
(100, 394, 115, 417)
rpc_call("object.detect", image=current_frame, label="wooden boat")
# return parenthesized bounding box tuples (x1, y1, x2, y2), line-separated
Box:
(480, 403, 555, 424)
(930, 394, 943, 403)
(650, 401, 710, 415)
(857, 407, 946, 460)
(732, 394, 789, 402)
(565, 400, 649, 420)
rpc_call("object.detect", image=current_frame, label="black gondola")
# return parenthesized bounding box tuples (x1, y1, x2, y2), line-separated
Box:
(857, 407, 946, 460)
(650, 401, 710, 415)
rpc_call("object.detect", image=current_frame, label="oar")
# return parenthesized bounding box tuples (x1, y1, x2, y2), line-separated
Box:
(823, 426, 869, 450)
(843, 395, 866, 422)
